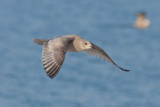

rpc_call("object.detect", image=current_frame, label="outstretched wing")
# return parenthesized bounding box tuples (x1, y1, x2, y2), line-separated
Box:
(42, 37, 74, 79)
(84, 43, 130, 72)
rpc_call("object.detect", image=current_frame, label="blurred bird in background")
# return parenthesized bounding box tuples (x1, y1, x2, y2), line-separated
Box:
(134, 12, 150, 29)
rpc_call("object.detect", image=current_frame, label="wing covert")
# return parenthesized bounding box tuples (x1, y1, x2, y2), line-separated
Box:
(42, 37, 74, 78)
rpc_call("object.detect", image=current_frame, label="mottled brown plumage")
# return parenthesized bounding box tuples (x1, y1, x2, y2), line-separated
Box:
(34, 35, 129, 79)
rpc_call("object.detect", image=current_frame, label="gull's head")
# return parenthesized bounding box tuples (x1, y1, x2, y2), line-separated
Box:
(80, 39, 92, 50)
(137, 12, 146, 20)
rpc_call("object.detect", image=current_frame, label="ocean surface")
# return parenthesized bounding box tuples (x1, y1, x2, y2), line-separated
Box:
(0, 0, 160, 107)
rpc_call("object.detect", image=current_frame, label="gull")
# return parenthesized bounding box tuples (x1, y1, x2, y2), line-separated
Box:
(33, 35, 129, 79)
(134, 12, 150, 29)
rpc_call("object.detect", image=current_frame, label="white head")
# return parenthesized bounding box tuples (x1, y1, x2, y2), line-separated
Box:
(81, 39, 92, 50)
(73, 39, 92, 52)
(72, 36, 93, 52)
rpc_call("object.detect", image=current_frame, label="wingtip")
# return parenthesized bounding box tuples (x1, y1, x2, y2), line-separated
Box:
(47, 73, 55, 79)
(49, 76, 54, 79)
(119, 67, 130, 72)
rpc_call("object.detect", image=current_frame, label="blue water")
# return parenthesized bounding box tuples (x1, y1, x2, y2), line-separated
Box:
(0, 0, 160, 107)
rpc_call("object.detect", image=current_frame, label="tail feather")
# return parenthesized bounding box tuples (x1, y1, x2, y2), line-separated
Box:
(33, 39, 48, 45)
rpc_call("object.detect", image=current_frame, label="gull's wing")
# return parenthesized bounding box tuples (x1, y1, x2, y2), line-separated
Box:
(42, 37, 74, 79)
(84, 43, 130, 72)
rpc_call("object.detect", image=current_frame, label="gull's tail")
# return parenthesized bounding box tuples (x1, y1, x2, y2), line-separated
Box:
(33, 39, 48, 45)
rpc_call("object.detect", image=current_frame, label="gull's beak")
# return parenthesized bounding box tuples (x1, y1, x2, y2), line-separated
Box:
(91, 45, 95, 49)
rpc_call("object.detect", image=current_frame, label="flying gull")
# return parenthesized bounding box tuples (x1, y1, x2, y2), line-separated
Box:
(33, 35, 129, 79)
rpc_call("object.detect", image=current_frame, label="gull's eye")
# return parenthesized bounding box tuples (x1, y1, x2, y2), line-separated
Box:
(85, 43, 88, 45)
